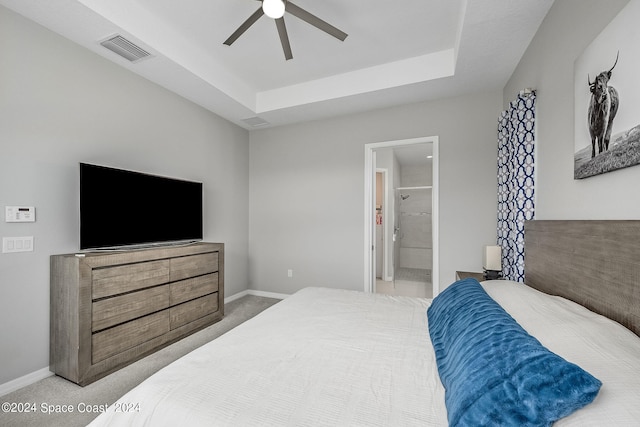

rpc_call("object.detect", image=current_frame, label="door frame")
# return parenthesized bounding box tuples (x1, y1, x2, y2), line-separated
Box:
(375, 168, 392, 282)
(364, 136, 440, 295)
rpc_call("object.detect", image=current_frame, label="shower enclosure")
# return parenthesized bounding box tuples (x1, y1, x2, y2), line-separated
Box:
(394, 187, 432, 285)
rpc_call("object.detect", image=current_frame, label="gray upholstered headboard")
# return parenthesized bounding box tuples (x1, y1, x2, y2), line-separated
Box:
(524, 220, 640, 337)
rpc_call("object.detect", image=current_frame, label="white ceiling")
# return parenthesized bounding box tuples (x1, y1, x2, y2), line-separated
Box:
(393, 143, 433, 169)
(0, 0, 555, 130)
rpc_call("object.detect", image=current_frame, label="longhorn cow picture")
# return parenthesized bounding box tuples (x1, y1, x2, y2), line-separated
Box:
(587, 53, 619, 159)
(574, 0, 640, 179)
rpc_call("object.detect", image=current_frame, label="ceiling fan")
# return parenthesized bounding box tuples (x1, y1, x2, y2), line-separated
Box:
(223, 0, 348, 60)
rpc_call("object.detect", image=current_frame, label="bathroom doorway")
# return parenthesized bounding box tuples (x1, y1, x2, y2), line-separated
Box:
(364, 137, 439, 298)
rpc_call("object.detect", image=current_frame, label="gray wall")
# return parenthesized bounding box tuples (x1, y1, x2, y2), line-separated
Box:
(249, 90, 502, 295)
(505, 0, 637, 219)
(0, 6, 250, 385)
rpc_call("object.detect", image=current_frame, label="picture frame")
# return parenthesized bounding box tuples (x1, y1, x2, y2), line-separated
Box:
(574, 0, 640, 179)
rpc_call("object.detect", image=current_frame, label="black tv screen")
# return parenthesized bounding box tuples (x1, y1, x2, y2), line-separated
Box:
(80, 163, 203, 250)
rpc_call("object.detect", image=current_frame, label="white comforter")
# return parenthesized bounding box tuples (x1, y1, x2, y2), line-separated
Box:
(89, 287, 448, 426)
(89, 283, 640, 426)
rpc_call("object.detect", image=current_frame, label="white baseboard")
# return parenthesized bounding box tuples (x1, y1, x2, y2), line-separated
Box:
(224, 289, 250, 303)
(0, 367, 53, 397)
(225, 289, 289, 303)
(246, 289, 289, 300)
(2, 290, 289, 396)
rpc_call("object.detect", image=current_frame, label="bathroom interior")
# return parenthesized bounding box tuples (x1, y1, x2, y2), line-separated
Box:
(374, 143, 433, 298)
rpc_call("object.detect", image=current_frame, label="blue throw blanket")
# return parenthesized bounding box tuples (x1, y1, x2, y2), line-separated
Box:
(427, 278, 601, 427)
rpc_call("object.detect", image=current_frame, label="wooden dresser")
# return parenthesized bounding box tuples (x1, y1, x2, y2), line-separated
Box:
(50, 242, 224, 385)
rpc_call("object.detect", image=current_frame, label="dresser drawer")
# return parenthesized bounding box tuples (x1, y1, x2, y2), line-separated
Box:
(92, 285, 170, 332)
(92, 259, 170, 300)
(170, 294, 218, 329)
(170, 273, 218, 305)
(170, 252, 218, 282)
(92, 311, 170, 363)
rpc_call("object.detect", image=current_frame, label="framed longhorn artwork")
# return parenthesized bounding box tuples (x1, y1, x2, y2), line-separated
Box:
(574, 0, 640, 179)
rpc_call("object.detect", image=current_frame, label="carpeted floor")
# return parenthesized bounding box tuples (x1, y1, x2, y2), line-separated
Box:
(0, 294, 280, 427)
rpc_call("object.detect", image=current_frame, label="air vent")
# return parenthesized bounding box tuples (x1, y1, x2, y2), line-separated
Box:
(100, 35, 152, 63)
(241, 117, 270, 127)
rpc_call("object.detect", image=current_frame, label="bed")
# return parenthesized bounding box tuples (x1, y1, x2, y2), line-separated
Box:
(88, 220, 640, 426)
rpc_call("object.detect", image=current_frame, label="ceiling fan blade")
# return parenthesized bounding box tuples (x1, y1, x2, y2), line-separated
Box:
(285, 2, 348, 41)
(275, 17, 293, 60)
(223, 7, 264, 46)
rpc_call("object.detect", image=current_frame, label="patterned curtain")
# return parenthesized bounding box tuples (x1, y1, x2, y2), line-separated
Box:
(497, 92, 536, 282)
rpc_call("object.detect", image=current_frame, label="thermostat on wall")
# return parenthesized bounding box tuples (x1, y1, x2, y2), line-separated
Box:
(5, 206, 36, 222)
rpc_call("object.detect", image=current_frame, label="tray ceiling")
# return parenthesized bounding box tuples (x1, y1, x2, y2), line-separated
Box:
(0, 0, 555, 129)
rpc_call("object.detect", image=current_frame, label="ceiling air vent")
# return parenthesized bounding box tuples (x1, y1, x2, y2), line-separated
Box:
(100, 35, 152, 63)
(241, 117, 270, 127)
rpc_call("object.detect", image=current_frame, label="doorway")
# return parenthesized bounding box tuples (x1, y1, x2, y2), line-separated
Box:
(364, 137, 439, 298)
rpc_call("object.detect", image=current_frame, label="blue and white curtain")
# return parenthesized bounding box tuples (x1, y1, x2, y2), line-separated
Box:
(497, 91, 536, 282)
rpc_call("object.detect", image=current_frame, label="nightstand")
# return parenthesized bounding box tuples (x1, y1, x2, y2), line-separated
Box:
(456, 271, 485, 281)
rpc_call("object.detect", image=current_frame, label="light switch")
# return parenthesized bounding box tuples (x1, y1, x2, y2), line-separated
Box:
(2, 237, 34, 253)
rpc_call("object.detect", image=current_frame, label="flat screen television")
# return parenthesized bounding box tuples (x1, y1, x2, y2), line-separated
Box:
(80, 163, 203, 250)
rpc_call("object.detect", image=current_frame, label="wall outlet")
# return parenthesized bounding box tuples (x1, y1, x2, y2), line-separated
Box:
(2, 236, 34, 253)
(287, 269, 293, 278)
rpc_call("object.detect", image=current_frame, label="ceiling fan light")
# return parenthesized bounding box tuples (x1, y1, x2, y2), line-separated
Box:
(263, 0, 285, 19)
